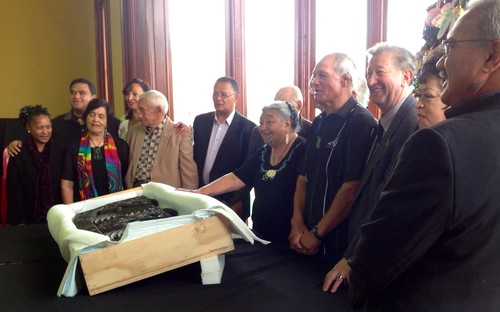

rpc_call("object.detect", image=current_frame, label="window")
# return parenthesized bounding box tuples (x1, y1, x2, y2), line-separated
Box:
(387, 0, 435, 54)
(244, 0, 295, 124)
(316, 0, 368, 74)
(168, 0, 226, 125)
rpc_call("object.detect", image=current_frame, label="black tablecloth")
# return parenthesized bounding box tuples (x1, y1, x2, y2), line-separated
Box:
(0, 224, 348, 311)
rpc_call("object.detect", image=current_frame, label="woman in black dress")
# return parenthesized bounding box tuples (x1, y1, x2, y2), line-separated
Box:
(184, 101, 306, 244)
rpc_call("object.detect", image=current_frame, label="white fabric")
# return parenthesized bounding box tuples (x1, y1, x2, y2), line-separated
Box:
(47, 182, 267, 297)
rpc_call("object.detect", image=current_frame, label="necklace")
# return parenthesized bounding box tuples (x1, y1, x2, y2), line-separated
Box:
(271, 134, 296, 165)
(90, 135, 104, 160)
(265, 134, 297, 179)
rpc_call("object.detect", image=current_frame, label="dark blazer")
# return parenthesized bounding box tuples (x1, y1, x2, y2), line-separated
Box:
(345, 95, 418, 258)
(247, 114, 312, 159)
(349, 93, 500, 311)
(193, 111, 255, 218)
(7, 139, 63, 224)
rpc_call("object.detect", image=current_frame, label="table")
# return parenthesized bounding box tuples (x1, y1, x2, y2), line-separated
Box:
(0, 224, 348, 311)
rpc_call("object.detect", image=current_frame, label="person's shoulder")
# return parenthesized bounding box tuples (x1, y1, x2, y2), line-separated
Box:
(351, 106, 377, 125)
(234, 111, 257, 127)
(194, 111, 214, 120)
(51, 112, 68, 123)
(126, 123, 144, 136)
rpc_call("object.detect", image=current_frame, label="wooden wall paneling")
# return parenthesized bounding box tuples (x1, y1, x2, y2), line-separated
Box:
(294, 0, 316, 121)
(225, 0, 247, 116)
(365, 0, 388, 119)
(121, 0, 174, 118)
(94, 0, 115, 108)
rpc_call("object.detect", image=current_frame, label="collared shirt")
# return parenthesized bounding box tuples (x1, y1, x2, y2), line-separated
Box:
(202, 110, 236, 184)
(379, 95, 407, 133)
(134, 116, 168, 181)
(302, 97, 377, 262)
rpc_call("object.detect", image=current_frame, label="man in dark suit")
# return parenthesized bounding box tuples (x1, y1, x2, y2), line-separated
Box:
(247, 85, 312, 158)
(193, 77, 256, 220)
(323, 43, 418, 292)
(347, 1, 500, 310)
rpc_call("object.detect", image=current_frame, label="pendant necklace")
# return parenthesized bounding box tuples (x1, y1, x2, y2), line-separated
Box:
(90, 135, 104, 160)
(265, 134, 296, 179)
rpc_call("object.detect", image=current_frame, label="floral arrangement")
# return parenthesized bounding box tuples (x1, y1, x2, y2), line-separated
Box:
(413, 0, 469, 91)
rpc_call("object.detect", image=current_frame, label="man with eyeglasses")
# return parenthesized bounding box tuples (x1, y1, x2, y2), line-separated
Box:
(347, 0, 500, 310)
(193, 76, 256, 220)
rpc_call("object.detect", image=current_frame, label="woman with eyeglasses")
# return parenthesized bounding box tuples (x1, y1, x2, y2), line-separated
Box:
(415, 46, 449, 129)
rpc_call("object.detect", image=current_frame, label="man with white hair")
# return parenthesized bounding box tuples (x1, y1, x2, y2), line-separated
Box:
(125, 90, 198, 189)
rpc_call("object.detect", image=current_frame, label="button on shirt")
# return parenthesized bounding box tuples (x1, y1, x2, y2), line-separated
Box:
(135, 116, 167, 181)
(202, 110, 236, 185)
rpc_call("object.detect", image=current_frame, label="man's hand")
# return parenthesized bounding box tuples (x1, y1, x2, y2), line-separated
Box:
(299, 229, 321, 255)
(7, 140, 22, 157)
(289, 219, 308, 252)
(323, 257, 350, 293)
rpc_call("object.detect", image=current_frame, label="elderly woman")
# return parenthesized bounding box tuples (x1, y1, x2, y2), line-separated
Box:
(119, 78, 151, 139)
(182, 101, 306, 244)
(7, 105, 62, 224)
(416, 46, 448, 128)
(61, 99, 129, 203)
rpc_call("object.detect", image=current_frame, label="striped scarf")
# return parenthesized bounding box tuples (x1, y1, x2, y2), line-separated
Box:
(76, 132, 123, 200)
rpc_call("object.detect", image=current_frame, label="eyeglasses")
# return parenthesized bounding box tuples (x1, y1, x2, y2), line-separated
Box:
(441, 39, 493, 57)
(213, 92, 236, 98)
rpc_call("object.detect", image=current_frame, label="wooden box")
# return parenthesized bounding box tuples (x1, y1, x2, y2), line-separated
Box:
(78, 214, 234, 296)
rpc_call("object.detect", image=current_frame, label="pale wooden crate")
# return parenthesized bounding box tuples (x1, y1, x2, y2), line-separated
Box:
(79, 214, 234, 295)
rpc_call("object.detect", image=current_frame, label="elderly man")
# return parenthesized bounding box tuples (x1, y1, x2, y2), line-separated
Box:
(323, 43, 418, 293)
(247, 85, 312, 157)
(193, 77, 255, 220)
(347, 0, 500, 310)
(125, 90, 198, 189)
(289, 53, 376, 264)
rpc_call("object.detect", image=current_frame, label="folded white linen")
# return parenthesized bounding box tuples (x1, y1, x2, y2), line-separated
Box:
(47, 182, 268, 297)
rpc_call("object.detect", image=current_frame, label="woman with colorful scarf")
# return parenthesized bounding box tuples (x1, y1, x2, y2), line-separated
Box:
(7, 105, 63, 224)
(61, 99, 129, 204)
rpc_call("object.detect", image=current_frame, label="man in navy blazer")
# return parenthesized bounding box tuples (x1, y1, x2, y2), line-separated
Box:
(323, 43, 418, 293)
(347, 1, 500, 310)
(193, 77, 256, 220)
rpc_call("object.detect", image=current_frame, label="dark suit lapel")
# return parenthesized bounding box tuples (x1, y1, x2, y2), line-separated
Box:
(216, 112, 242, 158)
(197, 113, 216, 166)
(355, 97, 416, 198)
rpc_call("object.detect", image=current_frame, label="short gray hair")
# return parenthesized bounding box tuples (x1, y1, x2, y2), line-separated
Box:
(326, 53, 357, 89)
(262, 101, 300, 133)
(367, 42, 416, 73)
(467, 0, 500, 40)
(139, 90, 169, 113)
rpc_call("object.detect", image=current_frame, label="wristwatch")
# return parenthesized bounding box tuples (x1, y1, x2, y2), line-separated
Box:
(311, 226, 323, 240)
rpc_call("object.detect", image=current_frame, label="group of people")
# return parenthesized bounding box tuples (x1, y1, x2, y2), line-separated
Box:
(5, 0, 499, 309)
